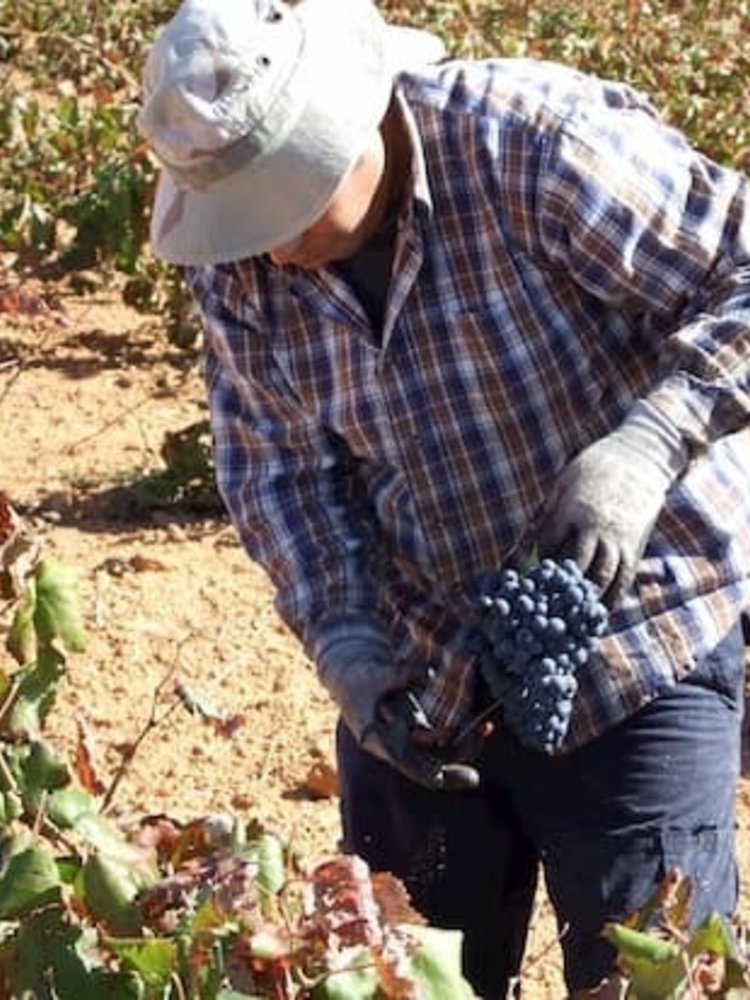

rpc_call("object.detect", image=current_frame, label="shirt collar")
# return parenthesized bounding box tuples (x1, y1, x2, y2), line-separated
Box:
(393, 82, 434, 224)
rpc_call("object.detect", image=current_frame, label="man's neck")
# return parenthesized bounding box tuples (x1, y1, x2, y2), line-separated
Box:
(378, 98, 411, 227)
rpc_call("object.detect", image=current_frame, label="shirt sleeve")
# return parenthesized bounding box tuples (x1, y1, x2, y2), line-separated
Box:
(532, 103, 750, 451)
(187, 266, 390, 656)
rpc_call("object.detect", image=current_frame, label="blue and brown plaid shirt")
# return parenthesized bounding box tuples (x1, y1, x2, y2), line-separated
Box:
(187, 58, 750, 749)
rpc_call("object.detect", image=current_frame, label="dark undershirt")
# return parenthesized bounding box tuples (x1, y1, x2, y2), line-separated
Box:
(333, 213, 398, 335)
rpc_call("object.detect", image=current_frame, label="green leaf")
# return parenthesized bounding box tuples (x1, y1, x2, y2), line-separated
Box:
(89, 969, 147, 1000)
(0, 790, 22, 825)
(0, 666, 11, 706)
(107, 937, 179, 988)
(253, 831, 286, 902)
(724, 961, 750, 993)
(48, 788, 148, 867)
(21, 738, 70, 812)
(11, 906, 87, 997)
(47, 784, 96, 828)
(79, 854, 143, 935)
(48, 793, 156, 884)
(0, 844, 61, 919)
(56, 855, 83, 885)
(248, 929, 288, 961)
(7, 907, 131, 999)
(601, 923, 686, 999)
(33, 558, 87, 652)
(7, 578, 37, 665)
(8, 645, 66, 736)
(312, 946, 377, 1000)
(74, 812, 157, 876)
(403, 924, 479, 999)
(687, 911, 739, 958)
(688, 913, 750, 991)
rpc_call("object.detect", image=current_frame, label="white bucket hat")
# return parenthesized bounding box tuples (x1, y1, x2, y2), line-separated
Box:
(137, 0, 445, 266)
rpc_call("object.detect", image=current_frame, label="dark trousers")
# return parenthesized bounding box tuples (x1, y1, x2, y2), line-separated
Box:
(337, 623, 744, 997)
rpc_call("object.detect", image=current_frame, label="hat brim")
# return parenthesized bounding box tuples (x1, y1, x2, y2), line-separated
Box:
(149, 0, 444, 267)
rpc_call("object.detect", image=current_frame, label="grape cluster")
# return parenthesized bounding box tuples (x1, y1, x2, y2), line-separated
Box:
(472, 558, 608, 753)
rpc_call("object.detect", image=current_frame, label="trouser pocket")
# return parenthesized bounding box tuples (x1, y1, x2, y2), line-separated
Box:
(549, 821, 738, 992)
(660, 824, 738, 923)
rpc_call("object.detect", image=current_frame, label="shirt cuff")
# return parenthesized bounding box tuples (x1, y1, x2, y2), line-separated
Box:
(308, 613, 393, 674)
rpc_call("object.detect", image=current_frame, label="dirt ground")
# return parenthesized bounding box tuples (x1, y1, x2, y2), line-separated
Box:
(1, 272, 749, 998)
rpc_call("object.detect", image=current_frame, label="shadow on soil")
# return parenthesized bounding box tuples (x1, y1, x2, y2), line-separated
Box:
(17, 417, 224, 534)
(18, 475, 227, 536)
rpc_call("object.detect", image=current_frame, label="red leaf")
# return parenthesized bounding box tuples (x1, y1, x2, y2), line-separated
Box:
(308, 855, 384, 948)
(74, 714, 106, 795)
(0, 493, 21, 546)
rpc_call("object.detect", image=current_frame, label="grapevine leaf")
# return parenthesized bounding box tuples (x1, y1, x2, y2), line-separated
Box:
(601, 923, 686, 999)
(0, 665, 10, 707)
(25, 738, 70, 788)
(0, 507, 42, 603)
(174, 678, 245, 736)
(624, 867, 693, 935)
(106, 937, 179, 988)
(20, 919, 93, 997)
(725, 958, 750, 991)
(312, 946, 378, 999)
(190, 893, 227, 934)
(73, 814, 159, 885)
(0, 844, 62, 919)
(48, 790, 157, 883)
(56, 855, 84, 886)
(9, 907, 88, 997)
(687, 911, 740, 958)
(33, 557, 87, 652)
(6, 577, 37, 665)
(74, 713, 106, 794)
(0, 790, 22, 824)
(687, 913, 750, 991)
(253, 831, 286, 902)
(89, 969, 147, 999)
(249, 928, 290, 961)
(0, 828, 35, 859)
(402, 924, 479, 999)
(79, 854, 143, 935)
(20, 738, 71, 812)
(8, 644, 66, 736)
(48, 784, 97, 828)
(371, 871, 425, 926)
(9, 908, 144, 999)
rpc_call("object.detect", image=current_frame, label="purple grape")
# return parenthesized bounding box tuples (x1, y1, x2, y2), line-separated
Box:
(473, 558, 609, 753)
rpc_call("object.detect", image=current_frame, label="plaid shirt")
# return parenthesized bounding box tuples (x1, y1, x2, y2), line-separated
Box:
(187, 58, 750, 749)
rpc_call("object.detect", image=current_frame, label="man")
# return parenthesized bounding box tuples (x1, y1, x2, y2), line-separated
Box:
(137, 0, 750, 994)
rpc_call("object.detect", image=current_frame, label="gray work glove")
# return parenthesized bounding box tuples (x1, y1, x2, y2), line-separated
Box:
(538, 401, 689, 606)
(315, 620, 479, 791)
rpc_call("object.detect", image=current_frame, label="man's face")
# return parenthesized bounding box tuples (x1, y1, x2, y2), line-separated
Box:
(268, 134, 387, 269)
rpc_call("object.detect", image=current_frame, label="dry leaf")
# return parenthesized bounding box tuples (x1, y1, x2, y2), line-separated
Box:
(129, 553, 167, 573)
(74, 713, 106, 795)
(371, 872, 425, 926)
(303, 760, 339, 800)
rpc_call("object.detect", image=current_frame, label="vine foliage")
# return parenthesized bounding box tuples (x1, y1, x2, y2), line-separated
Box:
(0, 494, 476, 998)
(1, 492, 749, 997)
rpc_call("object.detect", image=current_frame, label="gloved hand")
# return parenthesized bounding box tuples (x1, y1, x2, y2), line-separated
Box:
(315, 619, 480, 791)
(537, 401, 689, 606)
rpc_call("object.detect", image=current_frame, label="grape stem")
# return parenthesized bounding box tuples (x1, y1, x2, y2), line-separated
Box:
(451, 697, 505, 750)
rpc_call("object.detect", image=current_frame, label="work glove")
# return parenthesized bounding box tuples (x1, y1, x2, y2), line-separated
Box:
(315, 619, 480, 791)
(537, 400, 689, 606)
